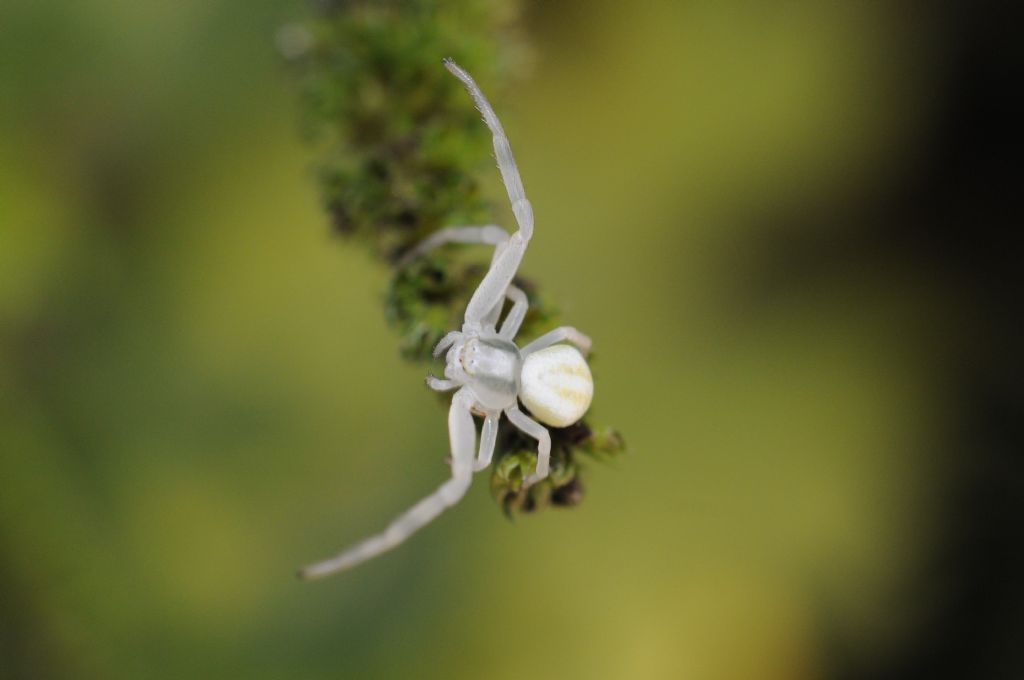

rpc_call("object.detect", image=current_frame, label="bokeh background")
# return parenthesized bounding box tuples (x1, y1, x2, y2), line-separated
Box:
(1, 2, 1020, 679)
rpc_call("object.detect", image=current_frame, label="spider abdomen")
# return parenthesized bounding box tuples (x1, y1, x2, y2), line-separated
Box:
(519, 345, 593, 428)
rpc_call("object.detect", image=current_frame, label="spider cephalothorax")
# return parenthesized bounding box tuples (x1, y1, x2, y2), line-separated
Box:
(438, 333, 522, 411)
(301, 59, 593, 579)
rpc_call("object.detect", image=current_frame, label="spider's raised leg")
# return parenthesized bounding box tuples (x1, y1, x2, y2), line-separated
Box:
(522, 326, 592, 357)
(397, 225, 509, 268)
(298, 389, 477, 579)
(504, 405, 551, 486)
(443, 59, 533, 237)
(444, 59, 535, 327)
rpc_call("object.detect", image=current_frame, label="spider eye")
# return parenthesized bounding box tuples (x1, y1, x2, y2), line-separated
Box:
(459, 341, 477, 372)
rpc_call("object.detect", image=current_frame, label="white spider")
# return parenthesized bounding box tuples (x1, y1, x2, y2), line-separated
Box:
(300, 59, 593, 579)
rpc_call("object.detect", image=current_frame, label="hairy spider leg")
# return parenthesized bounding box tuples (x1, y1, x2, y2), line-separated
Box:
(442, 59, 532, 236)
(299, 388, 480, 578)
(443, 59, 535, 327)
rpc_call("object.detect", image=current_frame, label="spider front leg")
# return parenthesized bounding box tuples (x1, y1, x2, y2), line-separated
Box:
(444, 59, 533, 240)
(298, 388, 478, 579)
(444, 59, 535, 329)
(505, 404, 551, 486)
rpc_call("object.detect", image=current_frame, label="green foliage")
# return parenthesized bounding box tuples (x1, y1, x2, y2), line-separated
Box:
(289, 0, 623, 513)
(492, 423, 625, 516)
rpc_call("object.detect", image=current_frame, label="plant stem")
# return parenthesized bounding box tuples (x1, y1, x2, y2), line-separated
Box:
(286, 0, 624, 514)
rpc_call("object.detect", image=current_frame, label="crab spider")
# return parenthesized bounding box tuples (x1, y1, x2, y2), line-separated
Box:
(299, 59, 593, 580)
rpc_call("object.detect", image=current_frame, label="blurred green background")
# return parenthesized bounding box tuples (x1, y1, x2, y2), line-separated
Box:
(1, 2, 1020, 679)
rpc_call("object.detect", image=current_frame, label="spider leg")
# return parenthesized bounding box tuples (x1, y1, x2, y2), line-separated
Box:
(298, 389, 477, 579)
(433, 331, 462, 357)
(397, 225, 509, 268)
(443, 59, 533, 239)
(476, 278, 528, 334)
(498, 285, 528, 340)
(397, 222, 515, 330)
(444, 59, 535, 328)
(522, 326, 592, 357)
(504, 405, 551, 486)
(400, 224, 523, 333)
(462, 220, 530, 328)
(474, 412, 500, 471)
(426, 374, 458, 392)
